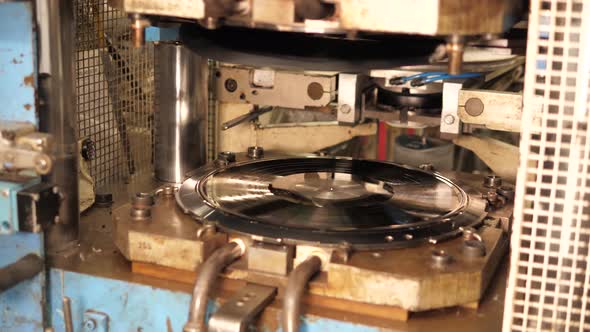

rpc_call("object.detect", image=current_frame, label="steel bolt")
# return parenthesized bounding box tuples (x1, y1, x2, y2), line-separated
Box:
(161, 185, 176, 197)
(131, 192, 154, 220)
(443, 114, 456, 125)
(83, 318, 97, 331)
(332, 241, 353, 263)
(461, 227, 478, 241)
(132, 192, 154, 208)
(339, 104, 352, 114)
(483, 175, 502, 188)
(463, 239, 486, 257)
(431, 249, 452, 267)
(247, 146, 264, 159)
(218, 151, 236, 163)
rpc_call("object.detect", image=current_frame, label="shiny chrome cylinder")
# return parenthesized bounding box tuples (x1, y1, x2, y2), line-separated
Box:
(154, 42, 208, 183)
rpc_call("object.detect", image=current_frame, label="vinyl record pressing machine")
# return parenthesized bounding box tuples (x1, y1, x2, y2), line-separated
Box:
(1, 1, 589, 331)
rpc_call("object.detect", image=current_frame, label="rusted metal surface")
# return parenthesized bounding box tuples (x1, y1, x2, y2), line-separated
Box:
(113, 192, 227, 271)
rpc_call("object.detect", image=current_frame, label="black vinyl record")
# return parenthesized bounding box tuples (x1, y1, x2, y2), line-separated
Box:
(177, 157, 487, 249)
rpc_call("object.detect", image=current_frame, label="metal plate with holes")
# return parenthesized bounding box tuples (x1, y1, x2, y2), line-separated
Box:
(215, 66, 335, 109)
(208, 284, 277, 332)
(176, 156, 487, 250)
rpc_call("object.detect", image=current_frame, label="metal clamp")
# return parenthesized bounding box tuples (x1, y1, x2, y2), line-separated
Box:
(0, 121, 54, 175)
(209, 284, 277, 332)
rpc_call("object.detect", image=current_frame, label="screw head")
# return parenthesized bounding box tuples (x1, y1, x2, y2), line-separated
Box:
(84, 318, 97, 331)
(224, 78, 238, 92)
(247, 146, 264, 159)
(443, 114, 456, 125)
(339, 104, 352, 114)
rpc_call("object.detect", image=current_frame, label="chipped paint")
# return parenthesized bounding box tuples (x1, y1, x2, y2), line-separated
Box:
(23, 74, 34, 87)
(23, 104, 31, 111)
(0, 2, 37, 124)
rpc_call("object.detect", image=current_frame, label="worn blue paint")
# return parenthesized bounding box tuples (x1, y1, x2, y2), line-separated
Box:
(146, 26, 180, 42)
(0, 232, 45, 332)
(48, 270, 379, 332)
(0, 179, 37, 234)
(299, 318, 380, 332)
(82, 310, 109, 332)
(0, 1, 37, 124)
(49, 269, 192, 332)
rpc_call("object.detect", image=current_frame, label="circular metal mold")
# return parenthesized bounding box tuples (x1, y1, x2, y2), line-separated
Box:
(177, 157, 487, 250)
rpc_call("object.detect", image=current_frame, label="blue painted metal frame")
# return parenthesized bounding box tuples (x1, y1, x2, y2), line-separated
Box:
(0, 1, 37, 125)
(0, 178, 38, 234)
(48, 269, 380, 332)
(145, 26, 180, 42)
(0, 232, 45, 331)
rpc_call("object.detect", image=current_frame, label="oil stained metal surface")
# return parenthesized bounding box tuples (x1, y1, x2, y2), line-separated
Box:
(0, 232, 44, 331)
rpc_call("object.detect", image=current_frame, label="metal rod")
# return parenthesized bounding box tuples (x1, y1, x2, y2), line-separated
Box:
(40, 0, 79, 255)
(282, 256, 322, 332)
(0, 254, 44, 292)
(446, 35, 465, 75)
(183, 241, 245, 332)
(221, 106, 273, 131)
(63, 296, 73, 332)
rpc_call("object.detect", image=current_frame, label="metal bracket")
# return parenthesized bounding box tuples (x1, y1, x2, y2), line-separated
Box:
(337, 73, 361, 124)
(208, 284, 277, 332)
(440, 82, 463, 135)
(458, 90, 524, 132)
(0, 121, 53, 175)
(215, 66, 336, 109)
(83, 310, 109, 332)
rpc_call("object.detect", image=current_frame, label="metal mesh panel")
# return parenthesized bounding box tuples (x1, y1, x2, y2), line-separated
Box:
(74, 0, 154, 188)
(504, 0, 590, 331)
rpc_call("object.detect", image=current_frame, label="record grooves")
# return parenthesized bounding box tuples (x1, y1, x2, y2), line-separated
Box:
(177, 157, 487, 249)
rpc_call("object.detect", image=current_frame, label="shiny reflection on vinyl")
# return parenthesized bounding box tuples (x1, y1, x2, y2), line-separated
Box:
(177, 157, 486, 248)
(200, 158, 463, 231)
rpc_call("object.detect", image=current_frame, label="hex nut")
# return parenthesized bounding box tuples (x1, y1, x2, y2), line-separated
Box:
(247, 146, 264, 159)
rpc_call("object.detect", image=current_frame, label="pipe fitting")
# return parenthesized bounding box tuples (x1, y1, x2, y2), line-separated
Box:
(282, 255, 322, 332)
(183, 242, 245, 332)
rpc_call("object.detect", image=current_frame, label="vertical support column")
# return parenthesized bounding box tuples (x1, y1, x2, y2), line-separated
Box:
(154, 42, 208, 183)
(40, 0, 79, 254)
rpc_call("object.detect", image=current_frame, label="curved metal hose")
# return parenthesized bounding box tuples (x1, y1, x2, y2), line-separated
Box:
(183, 241, 245, 332)
(283, 256, 322, 332)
